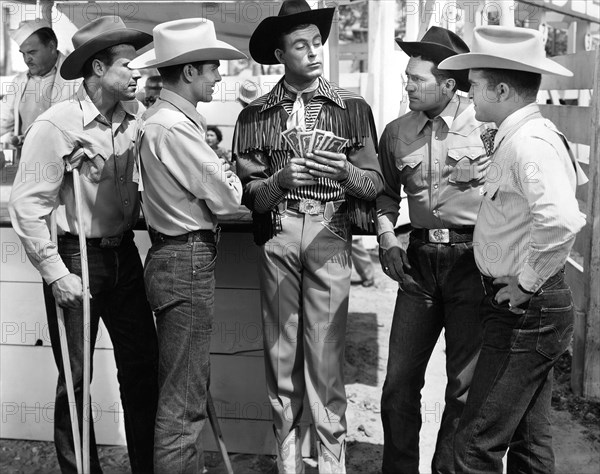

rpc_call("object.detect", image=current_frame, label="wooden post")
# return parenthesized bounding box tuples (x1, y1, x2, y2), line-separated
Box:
(582, 46, 600, 400)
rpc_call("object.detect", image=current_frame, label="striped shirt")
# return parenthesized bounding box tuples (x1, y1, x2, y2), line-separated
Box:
(234, 77, 382, 214)
(474, 104, 586, 292)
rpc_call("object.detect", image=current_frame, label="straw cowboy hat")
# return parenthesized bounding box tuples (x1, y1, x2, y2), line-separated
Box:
(129, 18, 246, 69)
(238, 80, 261, 105)
(438, 26, 573, 77)
(249, 0, 335, 65)
(396, 26, 471, 92)
(61, 16, 152, 80)
(9, 18, 52, 47)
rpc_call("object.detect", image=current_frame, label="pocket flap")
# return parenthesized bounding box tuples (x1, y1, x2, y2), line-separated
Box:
(448, 146, 484, 162)
(397, 152, 424, 171)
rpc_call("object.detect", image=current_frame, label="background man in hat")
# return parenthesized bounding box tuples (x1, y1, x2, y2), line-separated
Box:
(440, 26, 587, 473)
(1, 19, 80, 149)
(376, 26, 489, 474)
(9, 16, 158, 473)
(129, 18, 244, 473)
(233, 1, 383, 472)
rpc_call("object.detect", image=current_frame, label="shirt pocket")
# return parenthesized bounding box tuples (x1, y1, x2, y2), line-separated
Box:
(447, 146, 485, 184)
(79, 146, 110, 184)
(396, 152, 426, 192)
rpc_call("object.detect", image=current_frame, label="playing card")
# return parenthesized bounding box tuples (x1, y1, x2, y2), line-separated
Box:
(281, 127, 302, 156)
(313, 129, 333, 151)
(299, 131, 315, 155)
(325, 135, 348, 153)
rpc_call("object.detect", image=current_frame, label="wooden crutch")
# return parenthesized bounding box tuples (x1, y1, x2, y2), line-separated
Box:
(72, 167, 92, 474)
(50, 211, 83, 474)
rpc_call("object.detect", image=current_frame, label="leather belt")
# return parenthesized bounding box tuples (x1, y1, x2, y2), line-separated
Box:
(286, 199, 326, 215)
(411, 227, 474, 244)
(153, 228, 217, 244)
(62, 231, 132, 248)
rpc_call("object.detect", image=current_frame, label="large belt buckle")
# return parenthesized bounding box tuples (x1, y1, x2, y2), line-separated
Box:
(298, 199, 322, 215)
(100, 234, 123, 248)
(429, 228, 450, 244)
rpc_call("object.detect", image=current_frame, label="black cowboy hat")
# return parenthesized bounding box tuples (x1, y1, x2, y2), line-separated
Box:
(396, 26, 471, 92)
(249, 0, 335, 65)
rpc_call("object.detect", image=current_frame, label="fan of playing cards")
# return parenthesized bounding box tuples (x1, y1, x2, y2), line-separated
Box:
(281, 127, 348, 156)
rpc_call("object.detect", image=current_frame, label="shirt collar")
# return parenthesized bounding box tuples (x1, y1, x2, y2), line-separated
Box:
(260, 76, 346, 112)
(159, 88, 205, 130)
(76, 84, 136, 127)
(494, 103, 540, 147)
(415, 94, 460, 134)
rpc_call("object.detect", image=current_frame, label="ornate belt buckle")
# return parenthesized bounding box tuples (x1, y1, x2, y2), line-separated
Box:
(299, 199, 321, 215)
(429, 228, 450, 243)
(100, 234, 123, 248)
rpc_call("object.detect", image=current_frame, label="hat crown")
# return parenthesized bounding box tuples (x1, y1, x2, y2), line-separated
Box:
(9, 18, 51, 46)
(153, 19, 218, 63)
(72, 16, 128, 49)
(278, 0, 313, 17)
(420, 26, 469, 55)
(472, 26, 544, 58)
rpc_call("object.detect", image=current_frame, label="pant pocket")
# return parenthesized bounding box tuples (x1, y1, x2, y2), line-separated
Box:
(535, 290, 574, 360)
(144, 250, 177, 313)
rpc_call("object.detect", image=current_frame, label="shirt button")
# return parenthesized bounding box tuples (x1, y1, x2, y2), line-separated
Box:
(434, 160, 439, 165)
(119, 176, 124, 182)
(124, 199, 129, 205)
(433, 184, 438, 189)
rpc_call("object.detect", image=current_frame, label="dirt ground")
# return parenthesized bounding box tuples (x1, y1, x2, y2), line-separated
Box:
(1, 246, 599, 473)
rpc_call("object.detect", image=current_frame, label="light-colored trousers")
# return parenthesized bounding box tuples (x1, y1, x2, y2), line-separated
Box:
(259, 207, 352, 458)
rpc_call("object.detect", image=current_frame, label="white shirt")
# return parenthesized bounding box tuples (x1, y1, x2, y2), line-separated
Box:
(474, 104, 586, 292)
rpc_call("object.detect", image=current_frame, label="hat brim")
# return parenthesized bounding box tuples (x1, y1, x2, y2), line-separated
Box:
(397, 40, 471, 92)
(129, 42, 247, 69)
(61, 29, 152, 80)
(439, 53, 573, 77)
(249, 8, 335, 65)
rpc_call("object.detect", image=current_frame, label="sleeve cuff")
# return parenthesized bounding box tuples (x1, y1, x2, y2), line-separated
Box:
(518, 264, 546, 294)
(39, 259, 70, 286)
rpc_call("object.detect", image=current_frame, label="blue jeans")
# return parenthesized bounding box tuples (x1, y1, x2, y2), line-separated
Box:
(43, 232, 158, 474)
(454, 270, 573, 474)
(144, 232, 217, 474)
(381, 236, 483, 474)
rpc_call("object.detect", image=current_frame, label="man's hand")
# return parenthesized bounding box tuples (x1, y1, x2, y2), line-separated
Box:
(493, 275, 531, 314)
(51, 273, 84, 309)
(277, 157, 318, 189)
(378, 232, 413, 285)
(219, 157, 234, 179)
(304, 150, 349, 182)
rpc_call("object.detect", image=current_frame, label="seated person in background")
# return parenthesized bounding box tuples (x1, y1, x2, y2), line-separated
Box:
(206, 125, 232, 162)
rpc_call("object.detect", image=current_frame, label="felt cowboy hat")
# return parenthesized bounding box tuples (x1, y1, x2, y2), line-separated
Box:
(438, 26, 573, 77)
(249, 0, 335, 65)
(61, 16, 152, 80)
(129, 18, 246, 69)
(238, 80, 261, 105)
(396, 26, 471, 92)
(9, 18, 52, 47)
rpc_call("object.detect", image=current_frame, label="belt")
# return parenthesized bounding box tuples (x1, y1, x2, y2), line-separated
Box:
(61, 231, 132, 248)
(153, 228, 218, 244)
(286, 199, 326, 215)
(481, 267, 565, 298)
(411, 227, 474, 244)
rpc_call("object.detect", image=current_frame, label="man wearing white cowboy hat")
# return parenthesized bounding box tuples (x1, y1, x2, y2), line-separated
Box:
(376, 25, 490, 474)
(1, 18, 80, 148)
(128, 18, 244, 473)
(439, 26, 587, 473)
(233, 1, 383, 472)
(9, 16, 159, 474)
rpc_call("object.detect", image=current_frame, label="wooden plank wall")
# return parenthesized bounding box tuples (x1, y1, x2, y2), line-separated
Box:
(539, 48, 600, 399)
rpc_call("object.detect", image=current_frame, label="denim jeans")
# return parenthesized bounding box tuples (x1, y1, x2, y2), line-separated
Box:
(454, 271, 573, 474)
(381, 236, 483, 474)
(43, 232, 159, 474)
(144, 234, 217, 474)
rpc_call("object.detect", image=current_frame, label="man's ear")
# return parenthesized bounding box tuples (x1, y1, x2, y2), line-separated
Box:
(274, 48, 285, 65)
(91, 58, 105, 77)
(182, 64, 196, 83)
(443, 78, 456, 95)
(496, 82, 511, 102)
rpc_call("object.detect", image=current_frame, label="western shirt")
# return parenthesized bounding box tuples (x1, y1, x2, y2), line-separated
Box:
(138, 89, 242, 235)
(377, 95, 489, 235)
(9, 84, 143, 284)
(474, 104, 586, 292)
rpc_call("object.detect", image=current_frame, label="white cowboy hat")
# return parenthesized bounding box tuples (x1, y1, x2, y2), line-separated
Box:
(9, 18, 52, 47)
(439, 26, 573, 77)
(129, 18, 246, 69)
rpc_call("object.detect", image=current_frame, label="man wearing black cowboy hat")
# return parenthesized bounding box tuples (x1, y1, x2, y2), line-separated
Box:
(376, 26, 489, 473)
(9, 16, 158, 473)
(233, 1, 383, 472)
